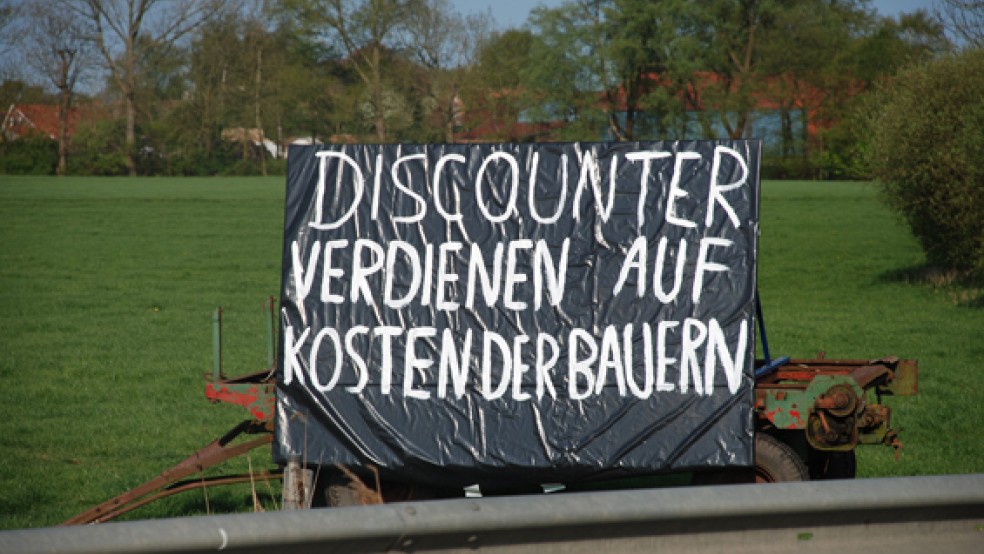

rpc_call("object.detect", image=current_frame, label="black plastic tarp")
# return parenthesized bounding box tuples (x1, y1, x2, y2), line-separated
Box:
(275, 141, 761, 487)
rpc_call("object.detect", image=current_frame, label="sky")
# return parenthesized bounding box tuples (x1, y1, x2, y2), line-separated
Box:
(461, 0, 939, 30)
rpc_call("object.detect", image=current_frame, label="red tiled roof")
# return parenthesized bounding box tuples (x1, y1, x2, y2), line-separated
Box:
(2, 103, 104, 141)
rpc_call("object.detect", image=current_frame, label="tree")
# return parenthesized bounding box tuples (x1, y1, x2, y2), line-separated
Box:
(524, 0, 641, 140)
(73, 0, 226, 175)
(755, 1, 869, 165)
(697, 0, 778, 140)
(816, 7, 949, 179)
(524, 0, 623, 141)
(167, 4, 344, 173)
(16, 1, 94, 174)
(405, 0, 485, 70)
(851, 10, 951, 86)
(285, 0, 425, 142)
(262, 25, 343, 145)
(460, 29, 536, 141)
(522, 0, 709, 142)
(603, 0, 703, 140)
(239, 11, 273, 174)
(404, 0, 492, 142)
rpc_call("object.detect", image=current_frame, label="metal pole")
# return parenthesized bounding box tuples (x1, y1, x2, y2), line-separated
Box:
(212, 307, 223, 381)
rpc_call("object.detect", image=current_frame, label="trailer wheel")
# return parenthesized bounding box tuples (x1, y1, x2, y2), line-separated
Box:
(808, 449, 856, 480)
(754, 434, 809, 483)
(692, 434, 809, 485)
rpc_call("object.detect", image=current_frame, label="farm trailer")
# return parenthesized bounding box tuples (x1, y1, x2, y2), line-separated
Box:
(62, 296, 918, 524)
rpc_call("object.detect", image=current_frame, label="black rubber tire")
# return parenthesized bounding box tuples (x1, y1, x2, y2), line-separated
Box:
(691, 434, 810, 485)
(808, 449, 857, 480)
(754, 433, 810, 482)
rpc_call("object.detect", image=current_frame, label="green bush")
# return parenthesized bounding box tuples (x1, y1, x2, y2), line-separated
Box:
(0, 134, 58, 175)
(67, 119, 129, 176)
(165, 147, 239, 176)
(761, 155, 818, 180)
(867, 49, 984, 279)
(819, 95, 875, 181)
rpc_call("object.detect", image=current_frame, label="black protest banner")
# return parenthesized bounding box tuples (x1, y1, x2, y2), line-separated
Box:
(276, 141, 760, 487)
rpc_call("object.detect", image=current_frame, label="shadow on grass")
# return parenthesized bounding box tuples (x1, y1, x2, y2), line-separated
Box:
(165, 487, 271, 518)
(878, 263, 984, 309)
(105, 484, 278, 523)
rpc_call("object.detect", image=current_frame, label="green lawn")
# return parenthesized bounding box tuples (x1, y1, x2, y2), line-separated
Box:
(1, 176, 981, 530)
(0, 176, 285, 529)
(756, 181, 984, 479)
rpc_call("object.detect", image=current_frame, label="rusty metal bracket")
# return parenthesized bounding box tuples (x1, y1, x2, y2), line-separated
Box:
(882, 358, 919, 396)
(850, 361, 894, 390)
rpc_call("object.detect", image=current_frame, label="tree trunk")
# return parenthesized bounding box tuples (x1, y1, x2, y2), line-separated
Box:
(277, 121, 283, 158)
(56, 51, 72, 177)
(444, 83, 458, 144)
(372, 46, 386, 141)
(123, 39, 137, 177)
(124, 92, 136, 176)
(780, 108, 792, 159)
(58, 89, 69, 176)
(255, 47, 266, 176)
(800, 107, 810, 160)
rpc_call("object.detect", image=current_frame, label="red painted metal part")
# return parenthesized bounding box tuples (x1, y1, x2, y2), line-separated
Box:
(205, 377, 276, 423)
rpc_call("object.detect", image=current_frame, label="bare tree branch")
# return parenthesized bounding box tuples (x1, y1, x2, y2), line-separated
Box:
(935, 0, 984, 49)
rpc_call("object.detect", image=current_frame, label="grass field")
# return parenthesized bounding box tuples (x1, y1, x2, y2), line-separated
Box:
(1, 176, 982, 530)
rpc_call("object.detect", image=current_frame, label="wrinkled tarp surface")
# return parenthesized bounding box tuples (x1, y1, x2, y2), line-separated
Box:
(276, 141, 760, 487)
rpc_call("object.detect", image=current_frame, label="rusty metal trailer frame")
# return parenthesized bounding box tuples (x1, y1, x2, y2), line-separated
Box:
(61, 296, 918, 524)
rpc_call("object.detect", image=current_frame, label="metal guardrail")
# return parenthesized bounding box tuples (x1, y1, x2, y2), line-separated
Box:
(3, 474, 984, 554)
